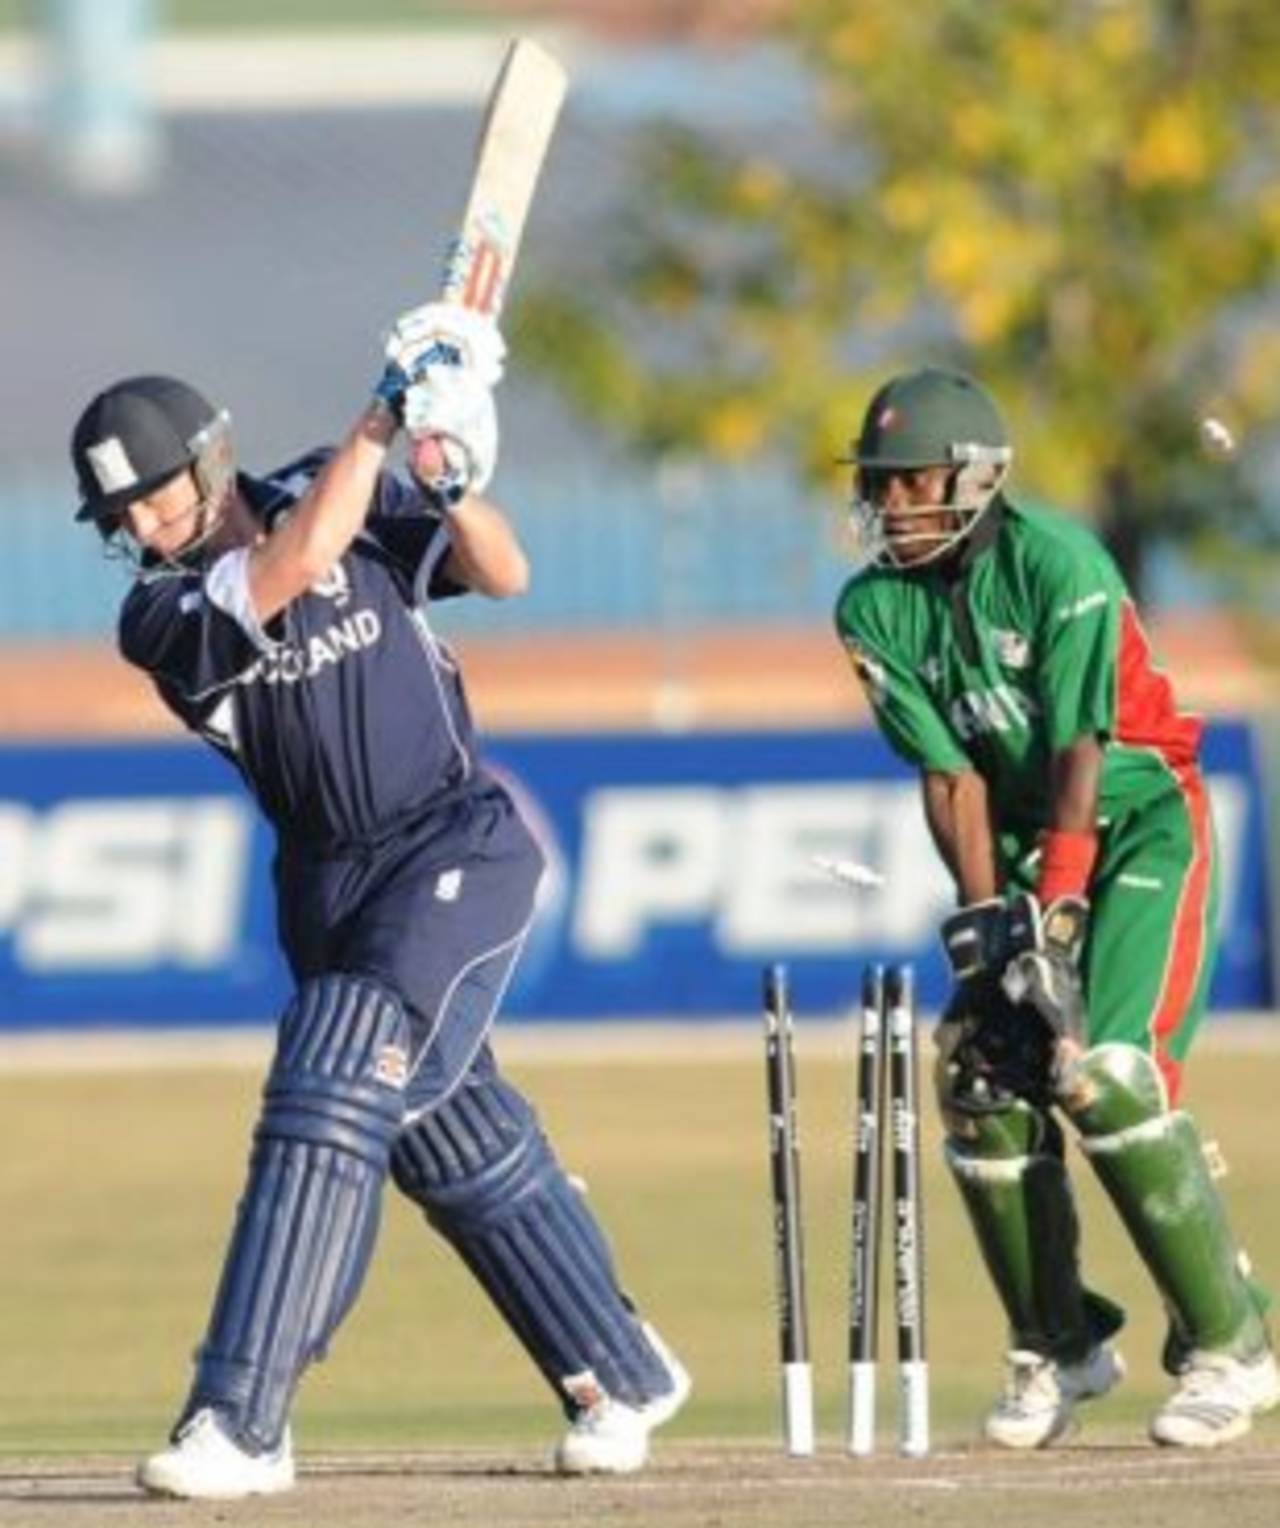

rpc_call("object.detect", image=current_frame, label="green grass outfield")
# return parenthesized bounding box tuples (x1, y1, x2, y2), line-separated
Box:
(4, 1024, 1279, 1466)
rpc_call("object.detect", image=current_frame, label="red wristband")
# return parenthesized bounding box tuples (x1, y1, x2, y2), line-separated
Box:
(1037, 829, 1098, 903)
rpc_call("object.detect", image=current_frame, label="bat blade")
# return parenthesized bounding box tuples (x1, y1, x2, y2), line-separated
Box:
(441, 38, 568, 318)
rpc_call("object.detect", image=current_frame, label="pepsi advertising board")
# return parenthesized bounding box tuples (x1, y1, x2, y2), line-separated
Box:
(0, 724, 1272, 1030)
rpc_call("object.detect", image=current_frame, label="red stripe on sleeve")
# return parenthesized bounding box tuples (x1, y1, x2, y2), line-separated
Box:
(1116, 602, 1202, 766)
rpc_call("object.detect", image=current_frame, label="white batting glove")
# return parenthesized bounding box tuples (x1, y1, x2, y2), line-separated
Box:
(402, 366, 498, 507)
(383, 301, 506, 388)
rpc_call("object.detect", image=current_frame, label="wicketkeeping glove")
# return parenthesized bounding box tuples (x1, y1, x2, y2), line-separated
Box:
(936, 899, 1053, 1116)
(1000, 891, 1089, 1048)
(939, 898, 1010, 983)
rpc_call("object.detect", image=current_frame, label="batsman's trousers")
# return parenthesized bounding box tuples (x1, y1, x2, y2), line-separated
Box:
(274, 777, 545, 1110)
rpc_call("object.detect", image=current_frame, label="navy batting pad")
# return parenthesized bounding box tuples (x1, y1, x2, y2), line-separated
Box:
(183, 974, 409, 1451)
(391, 1067, 673, 1410)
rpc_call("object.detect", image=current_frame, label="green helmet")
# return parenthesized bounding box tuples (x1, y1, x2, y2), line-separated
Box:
(842, 367, 1012, 567)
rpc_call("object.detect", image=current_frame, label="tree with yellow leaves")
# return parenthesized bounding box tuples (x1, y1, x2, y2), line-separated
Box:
(518, 0, 1280, 603)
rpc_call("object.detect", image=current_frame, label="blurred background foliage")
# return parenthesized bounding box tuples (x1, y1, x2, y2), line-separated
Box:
(3, 0, 1277, 637)
(516, 0, 1280, 607)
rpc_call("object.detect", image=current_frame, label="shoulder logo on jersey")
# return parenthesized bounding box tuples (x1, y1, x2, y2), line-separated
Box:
(842, 638, 887, 704)
(1056, 589, 1108, 623)
(917, 655, 944, 687)
(990, 627, 1030, 669)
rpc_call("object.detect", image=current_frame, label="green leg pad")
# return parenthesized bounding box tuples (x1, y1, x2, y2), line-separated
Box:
(946, 1107, 1123, 1362)
(1079, 1110, 1267, 1362)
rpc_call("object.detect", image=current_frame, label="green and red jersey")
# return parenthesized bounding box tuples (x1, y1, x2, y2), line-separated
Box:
(835, 499, 1217, 1092)
(834, 499, 1203, 861)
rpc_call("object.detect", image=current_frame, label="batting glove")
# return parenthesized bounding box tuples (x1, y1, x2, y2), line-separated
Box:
(384, 301, 506, 389)
(402, 366, 498, 509)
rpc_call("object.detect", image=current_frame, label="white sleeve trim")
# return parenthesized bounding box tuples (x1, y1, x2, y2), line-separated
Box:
(204, 546, 283, 654)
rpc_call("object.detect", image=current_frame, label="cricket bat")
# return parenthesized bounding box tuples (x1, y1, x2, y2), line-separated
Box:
(441, 38, 568, 318)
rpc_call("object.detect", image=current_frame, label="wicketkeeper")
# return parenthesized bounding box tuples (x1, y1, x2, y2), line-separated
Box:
(70, 303, 688, 1500)
(834, 366, 1276, 1449)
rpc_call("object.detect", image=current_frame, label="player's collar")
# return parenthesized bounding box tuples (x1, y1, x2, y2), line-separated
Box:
(932, 496, 1005, 586)
(961, 495, 1004, 564)
(238, 471, 280, 522)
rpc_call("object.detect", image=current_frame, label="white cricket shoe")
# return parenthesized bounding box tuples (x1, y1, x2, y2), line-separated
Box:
(1150, 1349, 1280, 1448)
(554, 1326, 692, 1475)
(985, 1344, 1125, 1449)
(136, 1408, 295, 1500)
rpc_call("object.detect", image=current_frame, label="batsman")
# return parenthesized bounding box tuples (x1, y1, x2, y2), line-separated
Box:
(834, 367, 1276, 1449)
(70, 304, 688, 1500)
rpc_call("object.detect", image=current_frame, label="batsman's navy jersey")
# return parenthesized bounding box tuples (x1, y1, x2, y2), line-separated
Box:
(119, 450, 545, 1082)
(120, 450, 489, 849)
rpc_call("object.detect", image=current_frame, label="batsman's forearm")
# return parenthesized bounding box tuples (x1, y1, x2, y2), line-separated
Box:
(289, 404, 398, 574)
(444, 494, 530, 598)
(248, 403, 397, 622)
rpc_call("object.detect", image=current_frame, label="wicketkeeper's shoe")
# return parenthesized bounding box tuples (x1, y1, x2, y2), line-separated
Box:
(136, 1408, 295, 1500)
(554, 1325, 692, 1475)
(984, 1343, 1125, 1449)
(1150, 1349, 1280, 1448)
